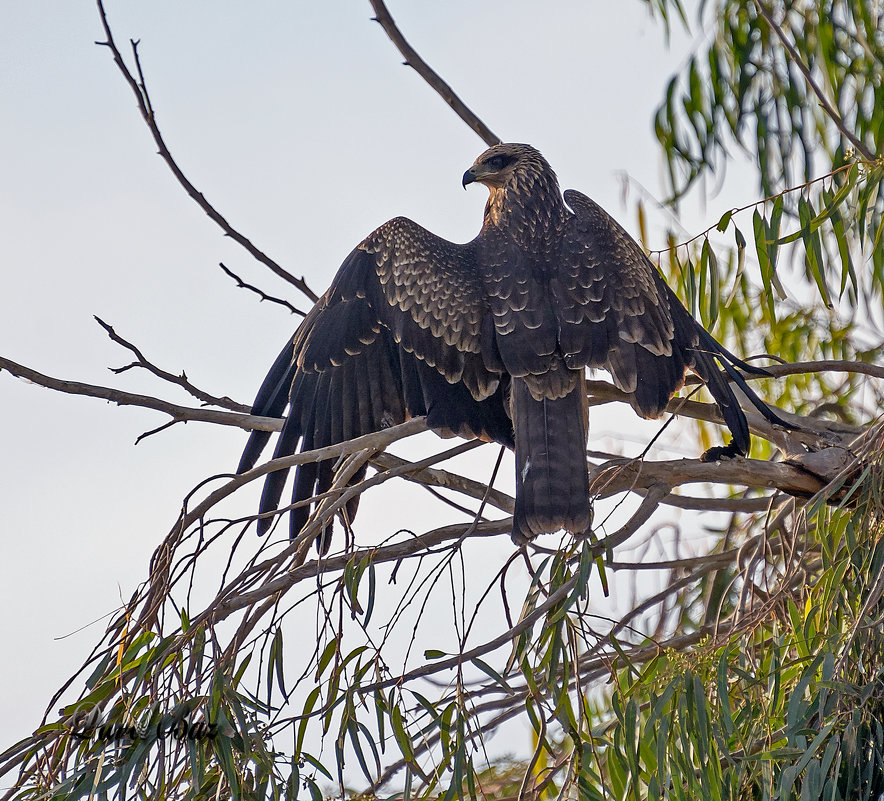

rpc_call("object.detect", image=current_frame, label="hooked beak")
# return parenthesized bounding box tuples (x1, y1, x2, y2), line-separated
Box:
(462, 167, 477, 189)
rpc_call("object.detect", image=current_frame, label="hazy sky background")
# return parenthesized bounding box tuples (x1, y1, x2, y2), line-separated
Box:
(1, 0, 760, 775)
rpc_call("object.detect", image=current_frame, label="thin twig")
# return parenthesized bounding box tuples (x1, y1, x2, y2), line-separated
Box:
(218, 263, 307, 317)
(647, 161, 865, 255)
(0, 355, 280, 433)
(752, 0, 874, 161)
(372, 451, 515, 513)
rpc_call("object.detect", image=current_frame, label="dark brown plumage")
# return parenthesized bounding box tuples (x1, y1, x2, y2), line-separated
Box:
(238, 143, 784, 551)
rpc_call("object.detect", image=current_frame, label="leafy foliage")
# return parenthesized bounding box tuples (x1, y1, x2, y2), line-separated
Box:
(580, 425, 884, 801)
(651, 0, 884, 319)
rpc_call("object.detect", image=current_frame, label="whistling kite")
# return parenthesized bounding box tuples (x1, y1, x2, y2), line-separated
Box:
(239, 143, 781, 551)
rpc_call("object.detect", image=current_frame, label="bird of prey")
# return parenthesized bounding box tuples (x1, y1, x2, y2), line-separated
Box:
(238, 143, 782, 552)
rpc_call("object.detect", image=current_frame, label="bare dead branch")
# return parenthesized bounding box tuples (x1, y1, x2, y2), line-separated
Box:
(656, 491, 785, 513)
(134, 418, 178, 444)
(0, 355, 280, 433)
(372, 451, 515, 513)
(218, 263, 307, 317)
(93, 0, 318, 302)
(367, 0, 500, 147)
(94, 316, 250, 412)
(590, 454, 825, 499)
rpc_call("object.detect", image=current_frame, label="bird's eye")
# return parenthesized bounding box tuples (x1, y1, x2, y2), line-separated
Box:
(487, 154, 510, 170)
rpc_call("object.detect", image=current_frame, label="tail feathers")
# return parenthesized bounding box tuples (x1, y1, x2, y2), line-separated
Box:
(693, 327, 792, 429)
(511, 375, 591, 542)
(688, 344, 751, 455)
(691, 326, 794, 445)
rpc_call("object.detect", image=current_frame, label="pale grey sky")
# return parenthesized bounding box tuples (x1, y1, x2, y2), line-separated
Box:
(1, 0, 741, 771)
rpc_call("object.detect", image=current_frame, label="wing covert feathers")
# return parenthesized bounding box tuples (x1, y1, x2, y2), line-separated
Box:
(238, 217, 511, 551)
(559, 188, 781, 454)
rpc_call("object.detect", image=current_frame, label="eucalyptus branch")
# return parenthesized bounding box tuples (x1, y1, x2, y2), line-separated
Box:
(756, 359, 884, 381)
(144, 442, 834, 633)
(144, 485, 680, 759)
(589, 454, 825, 498)
(751, 0, 875, 161)
(139, 417, 430, 623)
(370, 612, 764, 793)
(356, 575, 580, 694)
(655, 491, 784, 513)
(207, 514, 507, 625)
(342, 486, 672, 700)
(646, 161, 865, 255)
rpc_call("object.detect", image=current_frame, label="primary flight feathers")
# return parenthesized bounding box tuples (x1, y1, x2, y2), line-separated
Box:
(238, 143, 784, 552)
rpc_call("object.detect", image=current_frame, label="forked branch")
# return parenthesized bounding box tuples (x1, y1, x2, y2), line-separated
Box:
(95, 316, 250, 412)
(93, 0, 318, 302)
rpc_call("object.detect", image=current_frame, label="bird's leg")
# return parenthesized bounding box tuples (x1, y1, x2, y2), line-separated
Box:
(700, 440, 744, 462)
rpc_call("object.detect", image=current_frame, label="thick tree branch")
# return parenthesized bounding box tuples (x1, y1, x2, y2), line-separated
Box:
(589, 454, 825, 498)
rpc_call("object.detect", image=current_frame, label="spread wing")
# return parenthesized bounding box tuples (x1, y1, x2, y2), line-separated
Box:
(237, 217, 512, 550)
(555, 189, 781, 453)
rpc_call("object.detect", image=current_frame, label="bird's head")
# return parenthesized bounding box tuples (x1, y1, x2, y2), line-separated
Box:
(462, 143, 553, 191)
